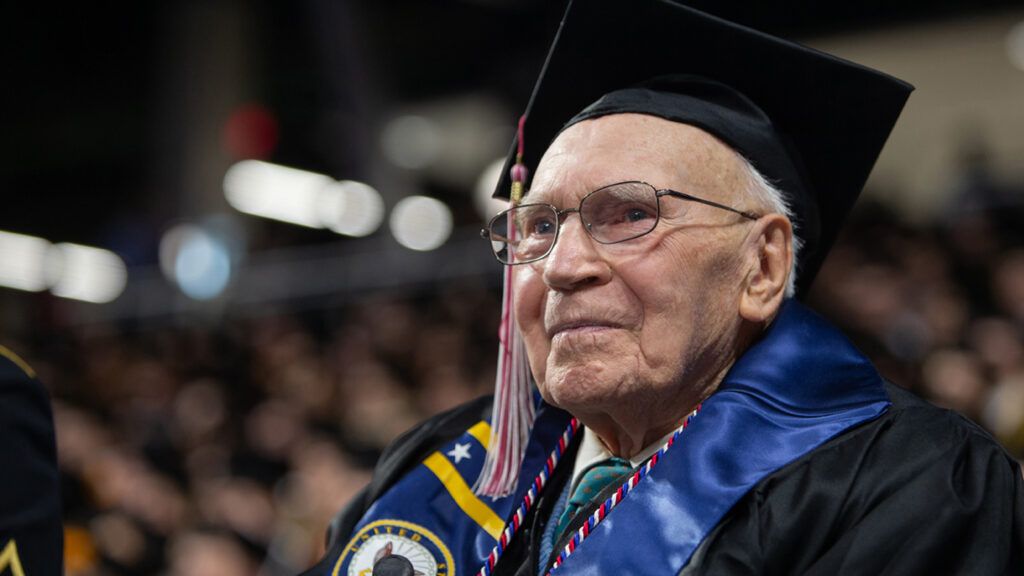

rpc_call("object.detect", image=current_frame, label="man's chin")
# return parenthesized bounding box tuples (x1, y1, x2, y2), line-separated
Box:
(540, 368, 626, 413)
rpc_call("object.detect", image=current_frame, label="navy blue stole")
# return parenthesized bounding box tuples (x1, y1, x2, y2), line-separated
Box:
(328, 400, 572, 576)
(330, 300, 889, 575)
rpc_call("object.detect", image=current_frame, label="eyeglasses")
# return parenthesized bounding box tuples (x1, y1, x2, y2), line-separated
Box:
(481, 180, 760, 265)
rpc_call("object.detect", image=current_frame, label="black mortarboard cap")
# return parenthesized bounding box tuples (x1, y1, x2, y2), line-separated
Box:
(494, 0, 913, 296)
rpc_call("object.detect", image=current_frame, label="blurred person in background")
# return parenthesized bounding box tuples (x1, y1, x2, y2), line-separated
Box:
(166, 528, 257, 576)
(300, 1, 1024, 575)
(0, 345, 62, 575)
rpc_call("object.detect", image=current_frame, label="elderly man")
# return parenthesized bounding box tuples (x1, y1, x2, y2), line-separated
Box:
(302, 1, 1024, 575)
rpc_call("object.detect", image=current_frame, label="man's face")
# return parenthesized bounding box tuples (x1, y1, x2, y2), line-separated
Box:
(513, 113, 754, 424)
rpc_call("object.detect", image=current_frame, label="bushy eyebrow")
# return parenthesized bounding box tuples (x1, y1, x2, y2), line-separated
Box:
(520, 188, 553, 206)
(521, 182, 618, 208)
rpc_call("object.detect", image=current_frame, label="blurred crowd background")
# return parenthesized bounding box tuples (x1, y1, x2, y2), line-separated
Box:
(3, 1, 1024, 574)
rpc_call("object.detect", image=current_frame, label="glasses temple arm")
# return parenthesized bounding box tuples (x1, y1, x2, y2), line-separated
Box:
(658, 190, 760, 220)
(481, 228, 517, 245)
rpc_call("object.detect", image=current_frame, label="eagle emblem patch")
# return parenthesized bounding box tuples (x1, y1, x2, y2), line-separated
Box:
(335, 519, 454, 576)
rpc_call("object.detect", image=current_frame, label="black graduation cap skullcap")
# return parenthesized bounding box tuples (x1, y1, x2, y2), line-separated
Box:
(494, 0, 913, 297)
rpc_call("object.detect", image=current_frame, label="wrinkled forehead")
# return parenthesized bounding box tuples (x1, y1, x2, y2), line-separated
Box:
(526, 113, 748, 206)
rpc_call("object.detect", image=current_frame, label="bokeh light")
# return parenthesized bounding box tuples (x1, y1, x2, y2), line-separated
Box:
(45, 243, 128, 304)
(224, 161, 386, 238)
(161, 224, 233, 300)
(389, 196, 453, 251)
(0, 231, 127, 303)
(319, 180, 386, 237)
(380, 115, 443, 170)
(0, 230, 51, 292)
(474, 157, 511, 221)
(224, 160, 333, 229)
(222, 103, 279, 160)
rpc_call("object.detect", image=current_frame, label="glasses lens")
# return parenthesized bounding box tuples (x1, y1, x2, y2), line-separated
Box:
(489, 204, 558, 264)
(582, 182, 660, 243)
(488, 212, 511, 262)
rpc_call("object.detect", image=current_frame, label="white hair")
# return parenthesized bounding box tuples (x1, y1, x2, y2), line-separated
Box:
(737, 156, 802, 298)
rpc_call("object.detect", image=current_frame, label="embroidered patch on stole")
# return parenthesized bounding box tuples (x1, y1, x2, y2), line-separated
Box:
(334, 519, 455, 576)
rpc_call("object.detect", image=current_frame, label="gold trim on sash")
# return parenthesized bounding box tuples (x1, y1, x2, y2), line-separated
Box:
(0, 345, 35, 379)
(467, 421, 491, 449)
(0, 540, 26, 576)
(423, 451, 504, 540)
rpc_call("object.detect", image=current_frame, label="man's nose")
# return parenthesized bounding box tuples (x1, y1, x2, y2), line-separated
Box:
(540, 214, 611, 291)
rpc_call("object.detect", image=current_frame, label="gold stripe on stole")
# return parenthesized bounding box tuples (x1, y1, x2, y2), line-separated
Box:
(422, 421, 504, 540)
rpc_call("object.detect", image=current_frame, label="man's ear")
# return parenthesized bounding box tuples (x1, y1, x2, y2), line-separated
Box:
(739, 214, 792, 323)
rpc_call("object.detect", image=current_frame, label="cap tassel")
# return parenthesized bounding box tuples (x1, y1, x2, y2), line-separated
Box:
(474, 116, 535, 498)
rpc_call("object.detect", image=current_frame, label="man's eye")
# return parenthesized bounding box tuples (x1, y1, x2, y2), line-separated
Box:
(531, 218, 556, 235)
(611, 205, 655, 224)
(625, 208, 654, 222)
(516, 214, 556, 237)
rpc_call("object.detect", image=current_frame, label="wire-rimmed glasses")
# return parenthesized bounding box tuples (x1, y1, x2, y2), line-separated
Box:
(481, 180, 760, 265)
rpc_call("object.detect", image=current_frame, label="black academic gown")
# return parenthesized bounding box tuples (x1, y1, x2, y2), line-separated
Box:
(680, 383, 1024, 575)
(0, 347, 63, 576)
(306, 383, 1023, 576)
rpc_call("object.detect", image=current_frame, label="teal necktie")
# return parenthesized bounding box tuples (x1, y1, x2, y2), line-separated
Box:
(553, 457, 633, 543)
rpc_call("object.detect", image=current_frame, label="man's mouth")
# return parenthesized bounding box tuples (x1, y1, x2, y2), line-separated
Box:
(547, 320, 623, 338)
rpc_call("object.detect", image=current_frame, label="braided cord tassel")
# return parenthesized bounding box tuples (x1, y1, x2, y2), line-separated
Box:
(475, 115, 534, 499)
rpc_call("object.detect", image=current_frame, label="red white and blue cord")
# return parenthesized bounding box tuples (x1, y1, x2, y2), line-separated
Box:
(548, 405, 701, 574)
(478, 417, 580, 576)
